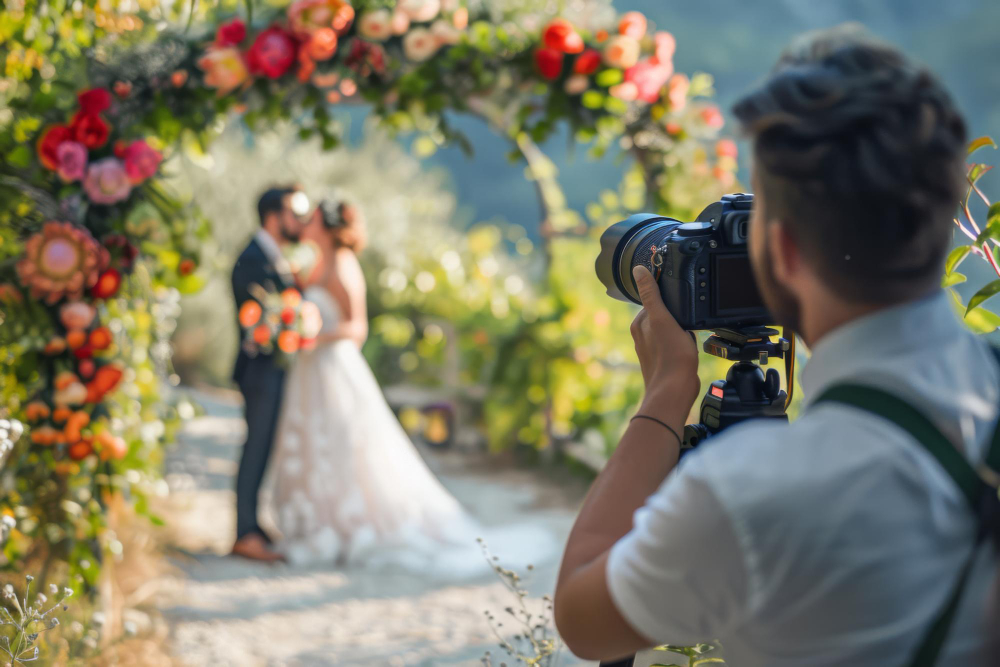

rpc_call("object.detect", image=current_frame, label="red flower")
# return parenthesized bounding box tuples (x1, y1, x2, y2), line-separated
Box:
(543, 18, 584, 54)
(280, 307, 296, 325)
(122, 139, 163, 184)
(113, 81, 132, 98)
(70, 112, 110, 149)
(92, 268, 121, 299)
(535, 47, 564, 80)
(37, 125, 73, 171)
(78, 88, 112, 115)
(573, 49, 601, 75)
(216, 18, 247, 46)
(246, 27, 297, 79)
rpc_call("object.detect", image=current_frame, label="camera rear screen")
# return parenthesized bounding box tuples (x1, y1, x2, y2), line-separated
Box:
(712, 254, 764, 314)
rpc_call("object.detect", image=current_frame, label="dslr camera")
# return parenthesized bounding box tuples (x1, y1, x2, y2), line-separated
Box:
(596, 193, 769, 330)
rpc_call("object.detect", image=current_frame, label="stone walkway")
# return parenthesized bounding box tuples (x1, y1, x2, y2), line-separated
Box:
(155, 388, 596, 667)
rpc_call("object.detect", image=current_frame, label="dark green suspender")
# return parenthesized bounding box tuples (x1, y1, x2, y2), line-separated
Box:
(813, 349, 1000, 667)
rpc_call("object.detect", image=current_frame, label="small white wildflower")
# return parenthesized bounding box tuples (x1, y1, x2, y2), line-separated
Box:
(25, 575, 33, 583)
(48, 584, 57, 595)
(92, 612, 105, 626)
(1, 516, 13, 529)
(3, 585, 13, 598)
(48, 617, 59, 628)
(79, 560, 90, 570)
(35, 594, 46, 605)
(62, 587, 73, 598)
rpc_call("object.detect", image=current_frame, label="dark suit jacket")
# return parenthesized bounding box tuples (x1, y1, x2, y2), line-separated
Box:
(231, 238, 293, 385)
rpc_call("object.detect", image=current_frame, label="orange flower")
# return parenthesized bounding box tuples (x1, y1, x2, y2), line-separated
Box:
(68, 439, 93, 461)
(64, 411, 90, 442)
(52, 407, 73, 424)
(96, 431, 127, 460)
(278, 330, 301, 354)
(305, 28, 338, 61)
(54, 371, 80, 391)
(281, 288, 302, 308)
(197, 46, 250, 96)
(618, 11, 647, 39)
(253, 325, 272, 345)
(239, 300, 262, 328)
(31, 426, 60, 446)
(25, 401, 51, 422)
(66, 330, 87, 350)
(44, 337, 67, 355)
(89, 326, 112, 350)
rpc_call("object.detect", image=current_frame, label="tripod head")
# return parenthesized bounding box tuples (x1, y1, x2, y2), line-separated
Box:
(682, 326, 794, 449)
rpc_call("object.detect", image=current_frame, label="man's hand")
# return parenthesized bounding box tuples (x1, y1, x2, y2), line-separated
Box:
(630, 265, 701, 414)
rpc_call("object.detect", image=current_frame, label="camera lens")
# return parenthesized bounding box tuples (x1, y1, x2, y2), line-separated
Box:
(596, 214, 681, 304)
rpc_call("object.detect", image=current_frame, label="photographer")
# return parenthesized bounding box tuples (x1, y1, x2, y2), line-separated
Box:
(554, 25, 998, 666)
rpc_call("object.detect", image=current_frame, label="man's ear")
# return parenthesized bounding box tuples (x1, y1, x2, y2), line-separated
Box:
(767, 220, 800, 285)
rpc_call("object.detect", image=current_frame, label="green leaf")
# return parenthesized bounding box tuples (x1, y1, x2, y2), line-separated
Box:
(7, 145, 30, 168)
(964, 305, 1000, 334)
(581, 91, 604, 109)
(988, 202, 1000, 223)
(604, 96, 628, 115)
(245, 0, 253, 24)
(595, 69, 623, 87)
(968, 135, 997, 157)
(974, 219, 1000, 246)
(176, 274, 206, 294)
(968, 163, 993, 187)
(965, 279, 1000, 315)
(944, 245, 972, 274)
(942, 272, 966, 288)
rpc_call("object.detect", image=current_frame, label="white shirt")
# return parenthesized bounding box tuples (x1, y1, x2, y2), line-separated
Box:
(608, 291, 998, 667)
(254, 229, 293, 278)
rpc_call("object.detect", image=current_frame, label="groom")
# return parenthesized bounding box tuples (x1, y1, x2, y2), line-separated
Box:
(230, 186, 308, 562)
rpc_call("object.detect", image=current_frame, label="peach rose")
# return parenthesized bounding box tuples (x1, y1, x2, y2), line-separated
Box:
(564, 74, 589, 96)
(358, 9, 393, 41)
(197, 46, 250, 96)
(430, 18, 462, 46)
(602, 35, 640, 69)
(398, 0, 440, 23)
(391, 10, 410, 35)
(403, 27, 440, 61)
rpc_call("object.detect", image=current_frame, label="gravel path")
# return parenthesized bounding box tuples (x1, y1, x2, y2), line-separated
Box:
(156, 388, 597, 667)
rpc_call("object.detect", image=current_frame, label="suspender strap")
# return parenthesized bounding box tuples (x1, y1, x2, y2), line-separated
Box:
(813, 371, 1000, 667)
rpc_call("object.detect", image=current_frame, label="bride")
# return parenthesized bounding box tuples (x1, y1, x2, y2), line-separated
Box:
(266, 198, 485, 571)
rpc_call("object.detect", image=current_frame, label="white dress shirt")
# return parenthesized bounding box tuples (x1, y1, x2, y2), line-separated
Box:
(608, 290, 998, 667)
(254, 229, 293, 280)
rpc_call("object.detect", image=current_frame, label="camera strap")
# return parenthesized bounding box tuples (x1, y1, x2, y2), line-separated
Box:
(813, 349, 1000, 667)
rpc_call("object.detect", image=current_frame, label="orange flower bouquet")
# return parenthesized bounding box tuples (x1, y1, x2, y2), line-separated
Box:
(238, 285, 323, 363)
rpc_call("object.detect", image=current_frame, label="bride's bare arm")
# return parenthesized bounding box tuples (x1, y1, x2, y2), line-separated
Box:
(315, 249, 368, 347)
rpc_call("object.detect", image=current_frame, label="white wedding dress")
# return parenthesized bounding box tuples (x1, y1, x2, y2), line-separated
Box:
(267, 286, 549, 576)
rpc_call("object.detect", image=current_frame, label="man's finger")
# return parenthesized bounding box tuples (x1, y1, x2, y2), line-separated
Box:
(632, 265, 668, 315)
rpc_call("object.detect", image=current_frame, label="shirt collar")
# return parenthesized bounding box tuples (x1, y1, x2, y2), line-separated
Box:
(799, 290, 963, 404)
(254, 229, 290, 272)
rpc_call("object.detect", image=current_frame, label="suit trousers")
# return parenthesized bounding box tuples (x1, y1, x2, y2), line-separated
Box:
(235, 357, 286, 541)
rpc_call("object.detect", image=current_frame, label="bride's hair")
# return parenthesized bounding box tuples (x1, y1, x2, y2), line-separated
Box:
(317, 198, 366, 252)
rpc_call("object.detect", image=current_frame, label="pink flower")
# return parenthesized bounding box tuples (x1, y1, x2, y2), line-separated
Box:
(602, 35, 640, 69)
(198, 46, 250, 95)
(398, 0, 440, 22)
(667, 73, 689, 111)
(358, 9, 393, 41)
(625, 57, 674, 104)
(60, 301, 97, 330)
(246, 27, 297, 79)
(715, 139, 738, 159)
(122, 139, 163, 184)
(654, 31, 676, 62)
(56, 141, 88, 182)
(701, 105, 725, 129)
(403, 27, 440, 61)
(16, 222, 109, 305)
(83, 158, 132, 205)
(216, 18, 246, 46)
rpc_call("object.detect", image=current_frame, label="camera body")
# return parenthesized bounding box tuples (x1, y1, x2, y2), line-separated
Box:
(596, 193, 771, 331)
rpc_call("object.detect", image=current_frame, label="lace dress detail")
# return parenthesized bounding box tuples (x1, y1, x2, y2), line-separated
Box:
(267, 286, 526, 574)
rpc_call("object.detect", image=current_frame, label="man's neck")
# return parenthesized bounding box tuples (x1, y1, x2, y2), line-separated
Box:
(799, 294, 887, 349)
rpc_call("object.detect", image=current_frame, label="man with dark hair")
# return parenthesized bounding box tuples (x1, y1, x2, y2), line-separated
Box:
(555, 25, 998, 666)
(230, 185, 308, 562)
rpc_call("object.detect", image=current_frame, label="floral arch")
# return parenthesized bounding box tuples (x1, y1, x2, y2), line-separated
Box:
(0, 0, 738, 589)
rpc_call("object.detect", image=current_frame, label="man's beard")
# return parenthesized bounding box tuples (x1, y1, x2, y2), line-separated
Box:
(753, 246, 802, 336)
(279, 224, 301, 243)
